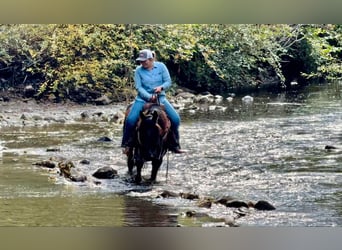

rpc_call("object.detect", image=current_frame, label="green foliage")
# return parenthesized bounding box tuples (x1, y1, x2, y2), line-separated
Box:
(300, 24, 342, 80)
(0, 24, 341, 102)
(181, 24, 290, 92)
(34, 24, 137, 101)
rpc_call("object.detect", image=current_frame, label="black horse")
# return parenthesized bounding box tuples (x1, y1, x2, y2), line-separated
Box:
(126, 103, 170, 184)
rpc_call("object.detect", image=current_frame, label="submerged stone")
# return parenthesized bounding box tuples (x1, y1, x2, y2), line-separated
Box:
(92, 166, 118, 179)
(253, 200, 276, 210)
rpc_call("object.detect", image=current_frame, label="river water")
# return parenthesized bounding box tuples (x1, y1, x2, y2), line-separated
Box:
(0, 82, 341, 227)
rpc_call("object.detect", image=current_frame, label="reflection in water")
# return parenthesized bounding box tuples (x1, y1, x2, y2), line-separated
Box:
(123, 196, 178, 227)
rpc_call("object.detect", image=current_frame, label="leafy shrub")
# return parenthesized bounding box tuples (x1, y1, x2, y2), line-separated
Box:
(0, 24, 341, 102)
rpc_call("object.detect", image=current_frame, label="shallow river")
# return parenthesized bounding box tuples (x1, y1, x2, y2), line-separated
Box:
(0, 82, 341, 226)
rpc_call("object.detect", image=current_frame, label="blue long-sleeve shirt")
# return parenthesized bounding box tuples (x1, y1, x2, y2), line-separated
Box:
(134, 61, 171, 102)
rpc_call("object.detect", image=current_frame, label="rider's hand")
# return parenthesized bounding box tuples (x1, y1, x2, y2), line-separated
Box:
(150, 95, 157, 103)
(154, 86, 163, 94)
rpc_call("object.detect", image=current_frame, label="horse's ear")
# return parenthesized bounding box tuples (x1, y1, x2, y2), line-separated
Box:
(152, 110, 158, 123)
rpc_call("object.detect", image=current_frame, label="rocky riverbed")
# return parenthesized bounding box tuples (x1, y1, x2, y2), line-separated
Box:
(2, 83, 341, 227)
(0, 92, 278, 227)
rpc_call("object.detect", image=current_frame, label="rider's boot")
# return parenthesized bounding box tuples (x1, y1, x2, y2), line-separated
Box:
(167, 129, 185, 154)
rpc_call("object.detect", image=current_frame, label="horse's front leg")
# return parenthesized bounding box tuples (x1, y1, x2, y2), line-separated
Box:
(150, 159, 162, 183)
(135, 160, 144, 184)
(126, 148, 134, 175)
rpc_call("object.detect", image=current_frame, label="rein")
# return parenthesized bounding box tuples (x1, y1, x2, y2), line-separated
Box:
(155, 93, 160, 106)
(165, 150, 170, 183)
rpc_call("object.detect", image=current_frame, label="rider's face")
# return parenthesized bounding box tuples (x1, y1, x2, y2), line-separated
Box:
(140, 58, 153, 69)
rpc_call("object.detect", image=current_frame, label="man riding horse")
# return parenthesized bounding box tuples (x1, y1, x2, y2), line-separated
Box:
(121, 49, 185, 155)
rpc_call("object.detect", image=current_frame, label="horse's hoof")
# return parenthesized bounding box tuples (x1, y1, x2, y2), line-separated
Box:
(123, 176, 134, 184)
(145, 178, 157, 185)
(135, 176, 142, 184)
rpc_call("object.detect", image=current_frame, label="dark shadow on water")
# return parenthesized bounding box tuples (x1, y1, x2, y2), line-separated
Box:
(123, 196, 179, 227)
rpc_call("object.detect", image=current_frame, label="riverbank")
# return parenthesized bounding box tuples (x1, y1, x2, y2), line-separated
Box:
(0, 87, 240, 129)
(0, 98, 126, 128)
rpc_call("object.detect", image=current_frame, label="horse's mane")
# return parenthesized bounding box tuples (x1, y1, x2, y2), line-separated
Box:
(139, 103, 170, 136)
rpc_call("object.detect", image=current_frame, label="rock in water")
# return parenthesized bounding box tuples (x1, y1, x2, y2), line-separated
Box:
(33, 160, 56, 169)
(253, 200, 276, 210)
(97, 136, 112, 142)
(92, 166, 118, 179)
(225, 200, 249, 208)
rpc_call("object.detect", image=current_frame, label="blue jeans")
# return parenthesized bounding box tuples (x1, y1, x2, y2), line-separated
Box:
(121, 96, 181, 148)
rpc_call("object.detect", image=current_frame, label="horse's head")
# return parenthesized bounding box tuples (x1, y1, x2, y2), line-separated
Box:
(137, 108, 166, 160)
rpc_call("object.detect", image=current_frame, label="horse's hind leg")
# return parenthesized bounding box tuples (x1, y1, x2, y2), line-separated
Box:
(150, 159, 162, 183)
